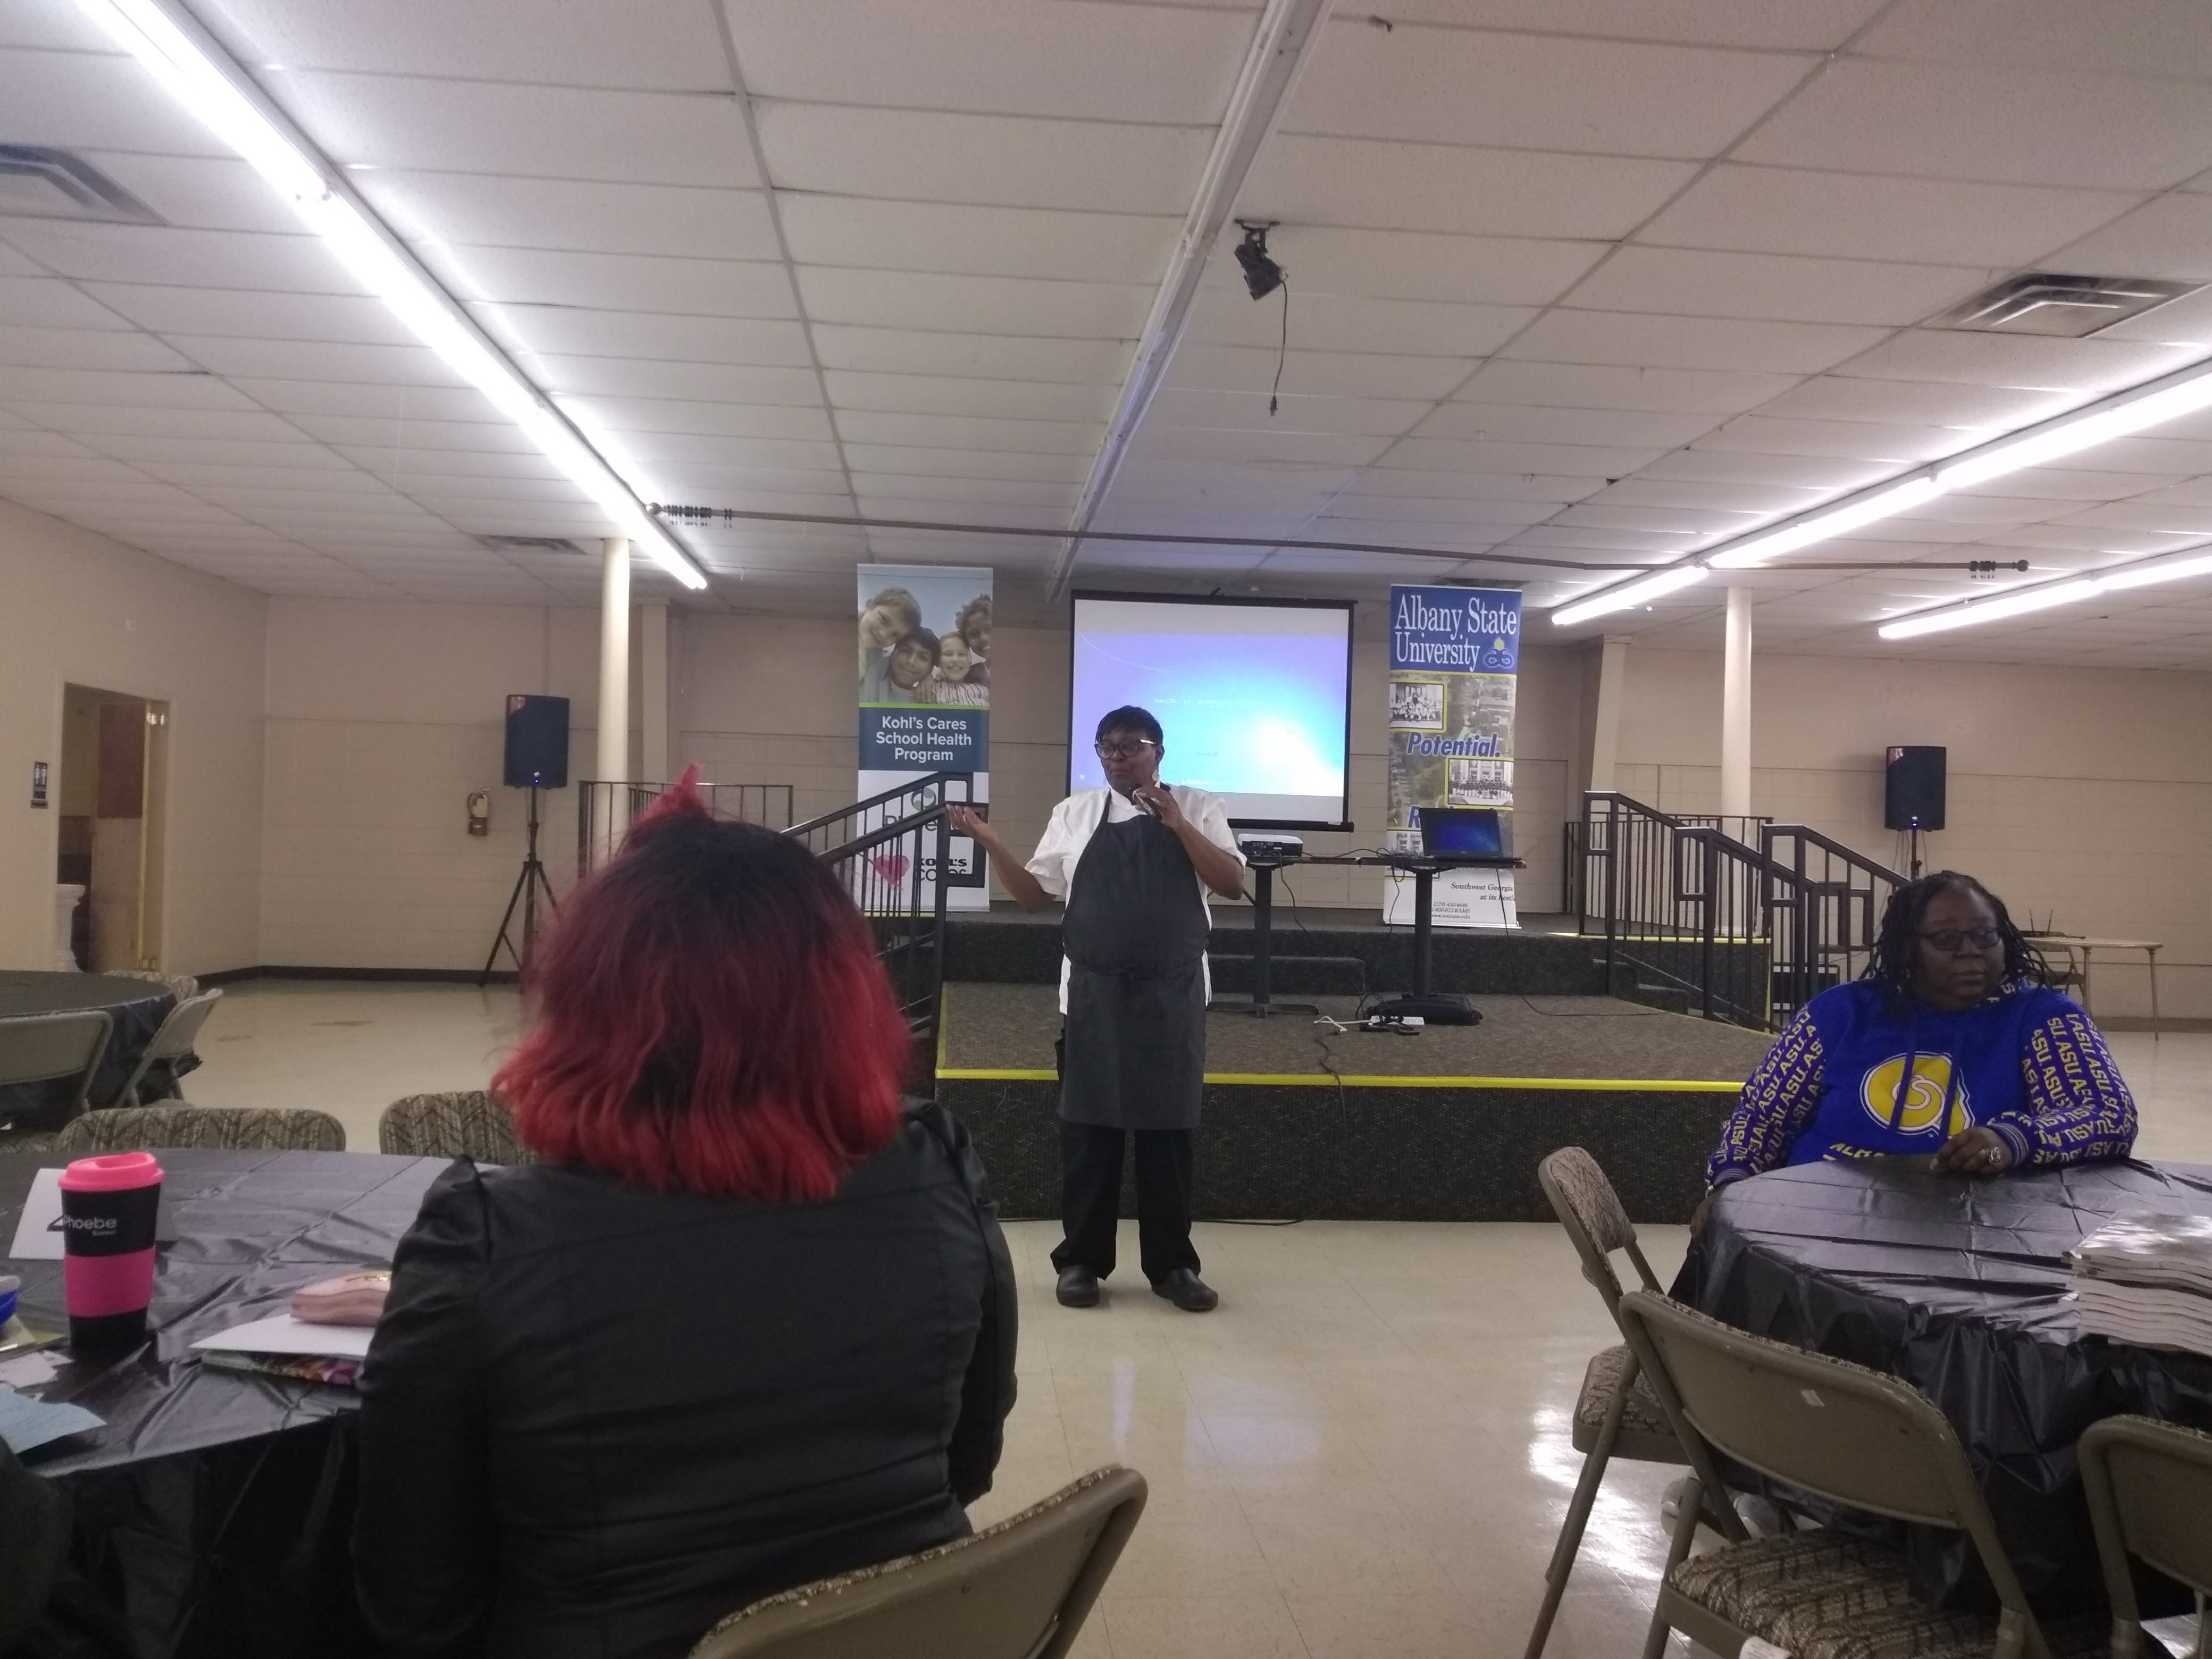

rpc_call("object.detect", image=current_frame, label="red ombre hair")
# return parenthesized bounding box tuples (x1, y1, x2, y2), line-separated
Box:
(493, 768, 910, 1201)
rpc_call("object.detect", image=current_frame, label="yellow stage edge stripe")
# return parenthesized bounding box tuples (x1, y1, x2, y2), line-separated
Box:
(935, 1067, 1741, 1092)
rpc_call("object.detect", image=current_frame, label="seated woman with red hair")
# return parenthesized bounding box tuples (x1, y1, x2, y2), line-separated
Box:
(354, 772, 1016, 1659)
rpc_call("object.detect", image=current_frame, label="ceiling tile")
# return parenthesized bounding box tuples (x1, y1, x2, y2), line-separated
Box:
(0, 278, 133, 332)
(1637, 164, 2141, 265)
(164, 336, 461, 386)
(823, 373, 1119, 423)
(1185, 287, 1532, 358)
(0, 367, 259, 409)
(1831, 330, 2207, 391)
(810, 325, 1132, 384)
(1283, 20, 1814, 155)
(835, 410, 1100, 455)
(1355, 1, 1887, 51)
(778, 197, 1179, 285)
(794, 268, 1153, 340)
(79, 284, 416, 345)
(1736, 60, 2212, 190)
(1241, 137, 1697, 239)
(725, 0, 1253, 122)
(485, 307, 812, 366)
(1168, 345, 1476, 401)
(198, 0, 733, 89)
(0, 325, 191, 373)
(539, 357, 826, 404)
(0, 222, 361, 295)
(1380, 437, 1665, 475)
(438, 250, 796, 319)
(1749, 375, 2086, 429)
(276, 73, 758, 187)
(1414, 403, 1723, 448)
(755, 104, 1211, 214)
(356, 171, 778, 259)
(1455, 359, 1802, 414)
(1147, 388, 1432, 436)
(1501, 312, 1889, 374)
(560, 394, 833, 440)
(1564, 247, 1991, 326)
(1854, 1, 2212, 83)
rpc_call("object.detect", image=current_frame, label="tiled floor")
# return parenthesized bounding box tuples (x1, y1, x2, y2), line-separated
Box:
(175, 983, 2212, 1658)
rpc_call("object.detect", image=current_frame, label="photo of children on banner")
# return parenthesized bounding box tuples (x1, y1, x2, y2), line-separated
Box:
(858, 586, 993, 708)
(1388, 679, 1445, 731)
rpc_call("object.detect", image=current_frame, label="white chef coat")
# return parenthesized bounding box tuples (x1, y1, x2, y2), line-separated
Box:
(1025, 785, 1246, 1012)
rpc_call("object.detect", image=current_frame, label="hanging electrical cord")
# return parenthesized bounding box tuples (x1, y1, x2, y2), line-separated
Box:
(1270, 275, 1290, 417)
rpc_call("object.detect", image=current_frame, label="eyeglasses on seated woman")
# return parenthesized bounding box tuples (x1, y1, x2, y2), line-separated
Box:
(1695, 870, 2138, 1229)
(354, 769, 1016, 1659)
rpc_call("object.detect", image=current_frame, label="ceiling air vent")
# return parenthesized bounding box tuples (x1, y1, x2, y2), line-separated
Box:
(1932, 273, 2197, 338)
(477, 535, 587, 556)
(0, 146, 164, 226)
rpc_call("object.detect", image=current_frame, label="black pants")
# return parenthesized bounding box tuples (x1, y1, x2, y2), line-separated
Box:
(1050, 1121, 1199, 1282)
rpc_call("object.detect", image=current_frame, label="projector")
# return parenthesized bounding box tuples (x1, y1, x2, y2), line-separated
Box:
(1236, 832, 1304, 863)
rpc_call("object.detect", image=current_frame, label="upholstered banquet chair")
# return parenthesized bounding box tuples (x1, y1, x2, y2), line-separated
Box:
(688, 1466, 1146, 1659)
(53, 1103, 346, 1153)
(1616, 1291, 2102, 1659)
(1526, 1147, 1725, 1659)
(377, 1091, 534, 1163)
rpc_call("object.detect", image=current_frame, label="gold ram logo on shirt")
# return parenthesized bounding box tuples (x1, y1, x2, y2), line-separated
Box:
(1859, 1053, 1971, 1136)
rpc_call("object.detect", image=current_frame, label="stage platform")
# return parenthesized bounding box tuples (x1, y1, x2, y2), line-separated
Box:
(942, 904, 1618, 997)
(934, 982, 1772, 1226)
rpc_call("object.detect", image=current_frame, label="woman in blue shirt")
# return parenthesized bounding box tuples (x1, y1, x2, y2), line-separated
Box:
(1702, 872, 2136, 1204)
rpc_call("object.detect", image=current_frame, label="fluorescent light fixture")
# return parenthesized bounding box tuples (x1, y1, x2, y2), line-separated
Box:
(2096, 548, 2212, 591)
(1877, 543, 2212, 638)
(1878, 579, 2097, 639)
(69, 0, 709, 591)
(1706, 476, 1947, 568)
(1936, 370, 2212, 491)
(1551, 564, 1710, 628)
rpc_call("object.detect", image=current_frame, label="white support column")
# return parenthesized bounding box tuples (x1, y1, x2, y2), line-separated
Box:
(597, 537, 631, 803)
(640, 598, 670, 785)
(1587, 635, 1630, 793)
(1721, 586, 1753, 819)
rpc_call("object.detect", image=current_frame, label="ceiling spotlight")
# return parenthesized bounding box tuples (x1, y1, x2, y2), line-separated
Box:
(1235, 221, 1284, 300)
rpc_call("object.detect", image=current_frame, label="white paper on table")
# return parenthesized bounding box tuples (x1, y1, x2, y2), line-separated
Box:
(190, 1313, 375, 1359)
(6, 1168, 65, 1260)
(0, 1351, 63, 1390)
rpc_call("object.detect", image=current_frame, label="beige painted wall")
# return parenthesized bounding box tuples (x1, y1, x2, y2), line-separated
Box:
(259, 598, 614, 970)
(0, 499, 265, 975)
(1610, 646, 2212, 1020)
(249, 592, 2212, 1018)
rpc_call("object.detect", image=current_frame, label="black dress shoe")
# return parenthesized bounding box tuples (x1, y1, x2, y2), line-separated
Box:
(1151, 1268, 1218, 1313)
(1055, 1266, 1101, 1308)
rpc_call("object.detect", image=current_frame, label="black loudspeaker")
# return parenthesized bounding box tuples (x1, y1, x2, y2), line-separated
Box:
(504, 695, 570, 789)
(1884, 745, 1946, 831)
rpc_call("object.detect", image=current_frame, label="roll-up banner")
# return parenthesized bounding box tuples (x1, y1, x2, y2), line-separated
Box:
(857, 565, 993, 912)
(1384, 584, 1521, 929)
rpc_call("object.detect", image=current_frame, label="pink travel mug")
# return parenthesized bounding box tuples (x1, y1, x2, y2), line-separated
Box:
(59, 1152, 163, 1354)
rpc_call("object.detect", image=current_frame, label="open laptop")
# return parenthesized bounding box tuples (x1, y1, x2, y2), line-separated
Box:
(1418, 806, 1513, 861)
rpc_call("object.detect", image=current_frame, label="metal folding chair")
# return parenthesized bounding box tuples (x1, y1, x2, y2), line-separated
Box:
(2080, 1414, 2212, 1659)
(688, 1466, 1146, 1659)
(0, 1010, 113, 1131)
(103, 988, 222, 1108)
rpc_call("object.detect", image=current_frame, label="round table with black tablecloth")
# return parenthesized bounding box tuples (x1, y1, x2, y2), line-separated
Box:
(1, 1149, 447, 1658)
(1676, 1158, 2212, 1615)
(0, 970, 192, 1127)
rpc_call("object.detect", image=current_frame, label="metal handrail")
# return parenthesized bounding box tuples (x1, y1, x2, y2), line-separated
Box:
(790, 773, 979, 1088)
(1579, 791, 1847, 1032)
(576, 778, 795, 877)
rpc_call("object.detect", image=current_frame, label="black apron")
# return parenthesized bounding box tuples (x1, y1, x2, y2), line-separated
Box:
(1059, 806, 1210, 1131)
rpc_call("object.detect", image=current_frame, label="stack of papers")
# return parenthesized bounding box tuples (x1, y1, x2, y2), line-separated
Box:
(2069, 1212, 2212, 1357)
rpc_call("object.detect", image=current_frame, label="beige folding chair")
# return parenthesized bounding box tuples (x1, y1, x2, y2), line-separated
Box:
(1615, 1290, 2102, 1659)
(688, 1466, 1146, 1659)
(377, 1091, 534, 1163)
(0, 1010, 113, 1130)
(1526, 1147, 1738, 1659)
(54, 1104, 346, 1153)
(103, 988, 223, 1109)
(2080, 1414, 2212, 1659)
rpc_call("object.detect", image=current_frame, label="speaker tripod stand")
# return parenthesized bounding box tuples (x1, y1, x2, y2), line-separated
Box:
(481, 786, 558, 985)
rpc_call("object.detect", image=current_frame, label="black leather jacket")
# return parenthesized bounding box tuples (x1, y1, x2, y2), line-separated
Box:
(353, 1102, 1017, 1658)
